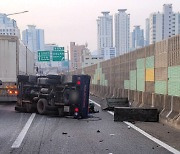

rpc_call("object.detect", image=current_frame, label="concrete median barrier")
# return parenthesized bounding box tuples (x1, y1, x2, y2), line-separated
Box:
(154, 94, 164, 112)
(159, 95, 172, 122)
(107, 86, 113, 98)
(159, 96, 180, 129)
(166, 96, 180, 120)
(139, 92, 152, 108)
(112, 88, 118, 98)
(175, 116, 180, 129)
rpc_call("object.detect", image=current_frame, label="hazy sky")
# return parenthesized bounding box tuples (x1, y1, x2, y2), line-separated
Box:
(1, 0, 180, 52)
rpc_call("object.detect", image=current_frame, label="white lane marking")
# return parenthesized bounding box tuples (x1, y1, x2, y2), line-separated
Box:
(89, 99, 101, 107)
(90, 99, 180, 154)
(107, 111, 114, 116)
(11, 113, 36, 148)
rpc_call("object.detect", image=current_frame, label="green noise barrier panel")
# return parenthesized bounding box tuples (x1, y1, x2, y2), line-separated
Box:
(92, 63, 108, 86)
(168, 66, 180, 81)
(155, 81, 167, 95)
(137, 69, 145, 91)
(168, 81, 180, 97)
(137, 58, 145, 69)
(146, 56, 154, 68)
(124, 80, 129, 90)
(130, 70, 136, 90)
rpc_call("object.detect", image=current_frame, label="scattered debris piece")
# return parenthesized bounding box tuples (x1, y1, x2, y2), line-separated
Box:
(99, 140, 103, 142)
(97, 130, 100, 133)
(131, 121, 135, 124)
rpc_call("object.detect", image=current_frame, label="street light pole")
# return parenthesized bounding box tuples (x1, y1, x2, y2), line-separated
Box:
(6, 11, 29, 16)
(5, 10, 29, 74)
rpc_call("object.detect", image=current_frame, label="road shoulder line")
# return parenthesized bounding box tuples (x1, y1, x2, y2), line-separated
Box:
(11, 113, 36, 148)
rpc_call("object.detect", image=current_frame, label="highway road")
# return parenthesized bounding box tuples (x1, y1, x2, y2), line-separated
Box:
(0, 101, 178, 154)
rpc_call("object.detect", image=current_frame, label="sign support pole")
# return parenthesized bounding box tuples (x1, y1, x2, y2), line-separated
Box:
(67, 46, 70, 74)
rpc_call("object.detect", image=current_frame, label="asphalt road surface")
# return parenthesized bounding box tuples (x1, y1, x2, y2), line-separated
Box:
(0, 101, 178, 154)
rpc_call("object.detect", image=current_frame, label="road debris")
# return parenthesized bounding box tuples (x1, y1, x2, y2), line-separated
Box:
(97, 130, 100, 133)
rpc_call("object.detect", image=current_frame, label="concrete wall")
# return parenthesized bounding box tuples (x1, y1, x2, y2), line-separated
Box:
(71, 35, 180, 129)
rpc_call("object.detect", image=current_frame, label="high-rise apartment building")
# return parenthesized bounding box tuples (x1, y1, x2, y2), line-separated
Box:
(130, 26, 144, 51)
(22, 25, 45, 52)
(115, 9, 130, 55)
(97, 12, 115, 59)
(145, 18, 150, 46)
(146, 4, 180, 45)
(70, 42, 86, 70)
(0, 13, 20, 38)
(97, 12, 113, 52)
(149, 12, 163, 44)
(100, 47, 116, 60)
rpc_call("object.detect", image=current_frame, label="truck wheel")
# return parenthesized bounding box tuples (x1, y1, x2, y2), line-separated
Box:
(37, 99, 48, 115)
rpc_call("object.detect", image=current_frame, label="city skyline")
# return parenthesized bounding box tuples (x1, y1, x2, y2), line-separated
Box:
(1, 0, 180, 52)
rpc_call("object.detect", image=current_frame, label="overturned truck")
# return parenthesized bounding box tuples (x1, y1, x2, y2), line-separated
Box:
(15, 74, 91, 119)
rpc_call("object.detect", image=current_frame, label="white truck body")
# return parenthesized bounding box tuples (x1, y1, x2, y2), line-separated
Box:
(0, 35, 35, 101)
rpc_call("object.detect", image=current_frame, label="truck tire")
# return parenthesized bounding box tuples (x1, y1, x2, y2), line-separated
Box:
(63, 89, 71, 104)
(37, 99, 48, 115)
(17, 75, 29, 83)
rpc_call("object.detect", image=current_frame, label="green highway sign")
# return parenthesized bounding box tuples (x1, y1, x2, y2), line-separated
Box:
(38, 51, 50, 62)
(53, 47, 64, 51)
(52, 46, 65, 61)
(52, 50, 65, 61)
